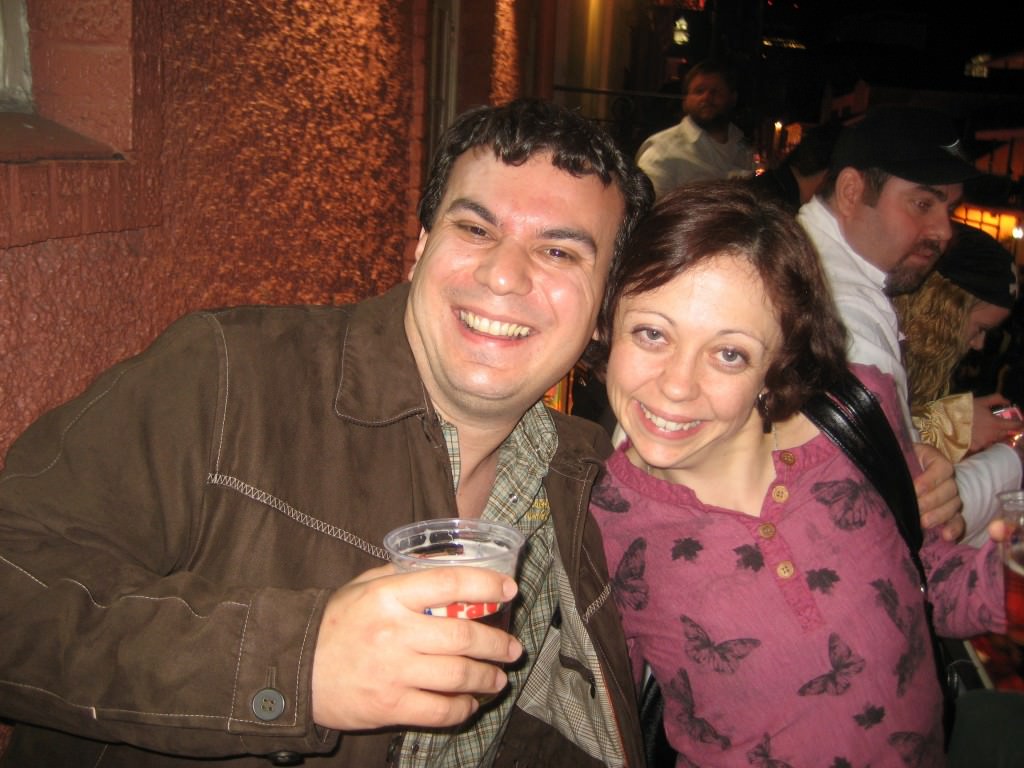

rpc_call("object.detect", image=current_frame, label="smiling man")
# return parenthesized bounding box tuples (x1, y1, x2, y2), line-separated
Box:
(798, 106, 1022, 545)
(0, 100, 653, 767)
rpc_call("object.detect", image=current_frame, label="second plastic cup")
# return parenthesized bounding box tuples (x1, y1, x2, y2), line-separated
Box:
(997, 490, 1024, 645)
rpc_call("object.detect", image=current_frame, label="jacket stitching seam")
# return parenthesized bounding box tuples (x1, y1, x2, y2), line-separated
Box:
(0, 366, 135, 484)
(202, 312, 231, 475)
(207, 473, 390, 560)
(0, 552, 245, 615)
(228, 600, 253, 726)
(0, 680, 300, 723)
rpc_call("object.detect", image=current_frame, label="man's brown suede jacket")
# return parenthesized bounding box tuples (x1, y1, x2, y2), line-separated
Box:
(0, 284, 642, 767)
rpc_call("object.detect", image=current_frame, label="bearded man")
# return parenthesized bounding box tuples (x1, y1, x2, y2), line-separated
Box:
(635, 58, 754, 199)
(799, 106, 1022, 546)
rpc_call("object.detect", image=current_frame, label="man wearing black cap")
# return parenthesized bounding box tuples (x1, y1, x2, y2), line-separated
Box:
(799, 105, 1022, 545)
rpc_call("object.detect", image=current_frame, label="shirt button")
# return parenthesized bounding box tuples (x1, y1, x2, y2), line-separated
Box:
(252, 688, 286, 721)
(758, 522, 776, 539)
(779, 451, 796, 466)
(771, 485, 789, 502)
(267, 751, 303, 766)
(776, 561, 795, 579)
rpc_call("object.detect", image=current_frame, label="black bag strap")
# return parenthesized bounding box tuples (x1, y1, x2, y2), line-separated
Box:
(801, 369, 926, 582)
(802, 368, 977, 747)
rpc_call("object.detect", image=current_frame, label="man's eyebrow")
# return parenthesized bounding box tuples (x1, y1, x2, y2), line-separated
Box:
(917, 184, 953, 202)
(541, 227, 598, 255)
(914, 184, 965, 211)
(446, 197, 598, 254)
(446, 198, 497, 226)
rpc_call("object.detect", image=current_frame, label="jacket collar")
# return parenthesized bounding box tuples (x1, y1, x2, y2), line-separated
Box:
(332, 282, 612, 473)
(333, 282, 431, 425)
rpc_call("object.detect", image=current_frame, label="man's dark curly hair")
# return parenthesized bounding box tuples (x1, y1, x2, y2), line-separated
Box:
(417, 98, 654, 271)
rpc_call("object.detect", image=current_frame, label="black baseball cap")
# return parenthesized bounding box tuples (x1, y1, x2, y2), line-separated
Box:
(830, 106, 980, 185)
(938, 223, 1018, 308)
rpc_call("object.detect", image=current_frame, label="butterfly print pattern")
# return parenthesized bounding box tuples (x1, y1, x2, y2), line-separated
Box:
(672, 537, 703, 562)
(680, 615, 761, 674)
(591, 472, 631, 513)
(887, 730, 942, 768)
(929, 553, 964, 586)
(666, 667, 731, 750)
(611, 537, 649, 612)
(593, 402, 1003, 765)
(797, 633, 866, 696)
(806, 567, 840, 594)
(811, 478, 881, 531)
(870, 578, 924, 695)
(734, 544, 764, 571)
(746, 733, 793, 768)
(853, 704, 885, 729)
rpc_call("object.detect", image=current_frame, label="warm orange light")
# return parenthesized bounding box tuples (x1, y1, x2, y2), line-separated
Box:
(954, 206, 1023, 262)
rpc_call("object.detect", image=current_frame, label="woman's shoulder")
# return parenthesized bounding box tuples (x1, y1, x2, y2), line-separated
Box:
(848, 363, 901, 408)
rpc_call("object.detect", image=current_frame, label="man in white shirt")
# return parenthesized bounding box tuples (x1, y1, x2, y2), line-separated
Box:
(635, 59, 754, 199)
(799, 106, 1022, 544)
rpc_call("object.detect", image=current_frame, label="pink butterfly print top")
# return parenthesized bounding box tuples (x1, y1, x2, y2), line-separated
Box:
(591, 365, 1005, 767)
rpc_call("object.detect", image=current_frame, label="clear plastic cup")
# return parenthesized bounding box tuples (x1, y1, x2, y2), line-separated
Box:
(383, 518, 525, 628)
(997, 490, 1024, 645)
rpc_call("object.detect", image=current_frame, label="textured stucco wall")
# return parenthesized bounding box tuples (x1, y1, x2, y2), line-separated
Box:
(161, 2, 415, 310)
(0, 0, 420, 460)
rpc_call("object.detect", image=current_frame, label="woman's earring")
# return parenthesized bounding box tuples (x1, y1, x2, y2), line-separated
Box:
(756, 391, 772, 433)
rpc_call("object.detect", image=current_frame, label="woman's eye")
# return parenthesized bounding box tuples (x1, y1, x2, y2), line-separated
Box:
(719, 348, 747, 364)
(632, 327, 662, 343)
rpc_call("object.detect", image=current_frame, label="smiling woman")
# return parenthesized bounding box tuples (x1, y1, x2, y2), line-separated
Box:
(590, 180, 1007, 766)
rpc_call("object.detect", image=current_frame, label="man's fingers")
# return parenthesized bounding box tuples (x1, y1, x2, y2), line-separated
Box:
(388, 689, 482, 729)
(392, 566, 518, 614)
(940, 512, 965, 542)
(311, 565, 522, 732)
(404, 610, 522, 663)
(399, 650, 510, 696)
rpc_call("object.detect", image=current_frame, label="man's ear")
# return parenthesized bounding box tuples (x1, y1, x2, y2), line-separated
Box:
(407, 228, 429, 280)
(833, 168, 865, 219)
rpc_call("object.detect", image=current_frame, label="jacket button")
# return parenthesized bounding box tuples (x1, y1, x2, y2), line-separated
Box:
(771, 485, 789, 502)
(267, 750, 303, 766)
(776, 560, 795, 579)
(779, 450, 796, 465)
(758, 522, 776, 539)
(252, 688, 286, 721)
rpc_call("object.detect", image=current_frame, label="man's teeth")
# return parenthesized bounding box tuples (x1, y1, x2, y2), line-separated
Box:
(460, 311, 531, 337)
(641, 404, 699, 432)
